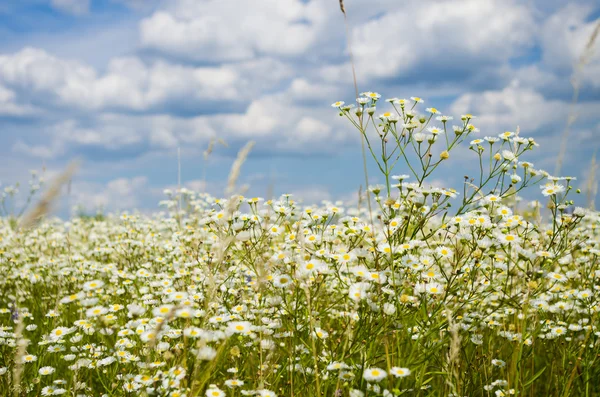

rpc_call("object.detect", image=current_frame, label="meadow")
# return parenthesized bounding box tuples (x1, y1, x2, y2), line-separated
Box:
(1, 93, 599, 397)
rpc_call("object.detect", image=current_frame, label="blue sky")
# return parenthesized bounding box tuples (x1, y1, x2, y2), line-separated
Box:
(0, 0, 599, 215)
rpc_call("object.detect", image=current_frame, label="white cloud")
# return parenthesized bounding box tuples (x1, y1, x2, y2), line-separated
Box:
(71, 176, 149, 212)
(51, 0, 90, 16)
(540, 4, 600, 87)
(0, 48, 243, 112)
(0, 48, 299, 115)
(12, 114, 218, 159)
(450, 80, 600, 147)
(0, 84, 37, 116)
(139, 0, 328, 61)
(2, 0, 599, 212)
(450, 80, 566, 133)
(289, 185, 332, 204)
(350, 0, 535, 79)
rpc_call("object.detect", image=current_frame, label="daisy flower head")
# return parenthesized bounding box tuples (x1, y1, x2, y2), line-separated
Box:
(498, 233, 521, 245)
(468, 124, 480, 132)
(427, 126, 444, 135)
(410, 96, 424, 103)
(257, 390, 277, 397)
(49, 326, 73, 341)
(484, 194, 501, 204)
(547, 272, 567, 283)
(41, 387, 66, 396)
(331, 101, 345, 108)
(491, 359, 506, 367)
(83, 280, 104, 291)
(314, 327, 329, 339)
(348, 282, 371, 301)
(224, 379, 244, 388)
(205, 386, 225, 397)
(363, 367, 387, 382)
(21, 354, 37, 363)
(435, 246, 453, 258)
(502, 150, 516, 161)
(273, 274, 292, 288)
(227, 321, 253, 335)
(426, 282, 444, 295)
(379, 111, 399, 123)
(361, 91, 381, 101)
(541, 184, 565, 197)
(550, 326, 567, 337)
(39, 366, 55, 375)
(390, 367, 411, 377)
(327, 362, 350, 371)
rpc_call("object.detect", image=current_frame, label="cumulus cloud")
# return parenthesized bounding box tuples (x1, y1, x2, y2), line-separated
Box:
(450, 81, 566, 133)
(349, 0, 536, 80)
(71, 176, 149, 212)
(0, 84, 37, 116)
(139, 0, 329, 62)
(540, 4, 600, 87)
(1, 0, 599, 212)
(451, 80, 600, 135)
(0, 48, 246, 112)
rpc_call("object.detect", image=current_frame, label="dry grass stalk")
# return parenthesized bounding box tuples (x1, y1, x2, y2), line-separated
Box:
(555, 19, 600, 177)
(202, 138, 228, 192)
(19, 160, 80, 230)
(11, 315, 26, 397)
(338, 0, 376, 233)
(444, 308, 462, 395)
(586, 152, 598, 210)
(225, 141, 255, 197)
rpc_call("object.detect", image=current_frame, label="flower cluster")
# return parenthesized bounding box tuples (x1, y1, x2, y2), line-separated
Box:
(0, 94, 597, 396)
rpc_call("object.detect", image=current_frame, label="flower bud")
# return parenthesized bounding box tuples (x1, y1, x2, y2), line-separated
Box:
(440, 151, 450, 160)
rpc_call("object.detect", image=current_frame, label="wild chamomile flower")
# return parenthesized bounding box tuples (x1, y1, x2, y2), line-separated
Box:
(427, 126, 444, 135)
(361, 92, 381, 100)
(331, 101, 345, 108)
(39, 366, 56, 375)
(205, 387, 225, 397)
(227, 321, 253, 335)
(83, 280, 104, 291)
(390, 367, 411, 377)
(21, 354, 37, 363)
(548, 272, 567, 283)
(224, 379, 244, 388)
(363, 367, 387, 382)
(314, 327, 329, 339)
(41, 387, 66, 396)
(257, 390, 277, 397)
(49, 326, 73, 341)
(541, 184, 565, 196)
(498, 233, 521, 245)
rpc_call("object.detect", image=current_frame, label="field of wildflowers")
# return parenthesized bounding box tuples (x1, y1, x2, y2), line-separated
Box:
(1, 93, 599, 397)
